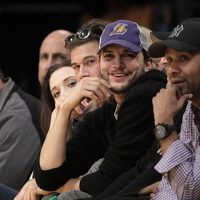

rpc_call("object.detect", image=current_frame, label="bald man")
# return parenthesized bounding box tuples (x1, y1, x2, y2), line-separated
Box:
(38, 29, 72, 86)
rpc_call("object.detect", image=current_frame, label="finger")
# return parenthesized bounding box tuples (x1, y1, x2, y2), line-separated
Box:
(14, 187, 26, 200)
(166, 80, 172, 88)
(82, 78, 110, 99)
(74, 105, 84, 115)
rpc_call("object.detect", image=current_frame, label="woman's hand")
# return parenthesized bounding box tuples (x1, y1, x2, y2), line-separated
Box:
(14, 178, 50, 200)
(60, 77, 110, 112)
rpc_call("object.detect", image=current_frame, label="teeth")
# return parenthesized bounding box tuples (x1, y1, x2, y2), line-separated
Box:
(112, 73, 126, 76)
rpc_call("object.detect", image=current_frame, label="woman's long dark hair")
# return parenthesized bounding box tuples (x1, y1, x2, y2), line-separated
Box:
(40, 60, 72, 135)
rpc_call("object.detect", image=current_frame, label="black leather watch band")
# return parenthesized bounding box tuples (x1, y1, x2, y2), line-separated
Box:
(154, 123, 176, 140)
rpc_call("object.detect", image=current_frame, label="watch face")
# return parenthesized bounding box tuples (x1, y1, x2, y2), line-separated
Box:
(155, 125, 167, 139)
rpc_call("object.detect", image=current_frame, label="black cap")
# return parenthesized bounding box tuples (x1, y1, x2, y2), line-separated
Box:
(148, 18, 200, 58)
(150, 31, 170, 42)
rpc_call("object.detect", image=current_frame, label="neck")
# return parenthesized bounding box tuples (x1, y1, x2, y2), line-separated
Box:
(114, 93, 126, 106)
(191, 95, 200, 109)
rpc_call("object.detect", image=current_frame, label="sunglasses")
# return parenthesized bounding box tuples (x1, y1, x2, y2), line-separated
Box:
(65, 26, 103, 45)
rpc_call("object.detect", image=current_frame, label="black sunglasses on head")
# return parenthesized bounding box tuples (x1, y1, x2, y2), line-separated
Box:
(65, 26, 103, 45)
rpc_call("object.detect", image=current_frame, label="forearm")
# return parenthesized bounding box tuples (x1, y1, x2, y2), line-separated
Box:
(40, 108, 71, 170)
(56, 177, 81, 193)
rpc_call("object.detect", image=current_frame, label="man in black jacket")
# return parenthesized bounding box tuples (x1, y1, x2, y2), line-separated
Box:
(33, 19, 167, 200)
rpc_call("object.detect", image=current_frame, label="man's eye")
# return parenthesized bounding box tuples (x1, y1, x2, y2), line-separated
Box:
(86, 59, 97, 66)
(104, 53, 114, 60)
(57, 55, 66, 60)
(166, 57, 172, 64)
(122, 53, 137, 58)
(40, 54, 48, 60)
(179, 55, 190, 62)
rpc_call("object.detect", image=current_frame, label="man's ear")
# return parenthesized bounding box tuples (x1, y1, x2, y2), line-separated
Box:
(145, 59, 153, 72)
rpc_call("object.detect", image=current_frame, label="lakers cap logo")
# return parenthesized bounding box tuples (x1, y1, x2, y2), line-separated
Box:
(109, 23, 128, 36)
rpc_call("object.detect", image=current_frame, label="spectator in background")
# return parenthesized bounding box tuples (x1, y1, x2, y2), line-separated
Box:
(139, 26, 168, 73)
(0, 67, 42, 190)
(37, 29, 72, 96)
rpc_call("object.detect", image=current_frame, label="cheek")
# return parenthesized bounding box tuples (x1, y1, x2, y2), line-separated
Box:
(127, 64, 140, 73)
(100, 62, 108, 74)
(92, 66, 100, 76)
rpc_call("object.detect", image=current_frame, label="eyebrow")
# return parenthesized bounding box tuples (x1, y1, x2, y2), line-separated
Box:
(71, 55, 97, 66)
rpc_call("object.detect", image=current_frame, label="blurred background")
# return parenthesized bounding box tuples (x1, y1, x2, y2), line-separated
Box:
(1, 0, 200, 97)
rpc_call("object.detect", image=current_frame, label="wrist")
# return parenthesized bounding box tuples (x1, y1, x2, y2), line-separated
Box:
(154, 123, 176, 140)
(154, 117, 174, 126)
(154, 112, 175, 125)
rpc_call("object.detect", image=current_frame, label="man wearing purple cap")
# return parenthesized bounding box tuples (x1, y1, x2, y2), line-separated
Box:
(147, 18, 200, 199)
(31, 20, 166, 200)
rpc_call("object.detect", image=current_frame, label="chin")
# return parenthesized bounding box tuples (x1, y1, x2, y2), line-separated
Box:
(110, 84, 132, 93)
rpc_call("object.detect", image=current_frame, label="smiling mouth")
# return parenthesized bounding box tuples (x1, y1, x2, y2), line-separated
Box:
(111, 72, 130, 77)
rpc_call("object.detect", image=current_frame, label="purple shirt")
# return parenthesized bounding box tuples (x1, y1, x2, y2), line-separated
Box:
(152, 102, 200, 200)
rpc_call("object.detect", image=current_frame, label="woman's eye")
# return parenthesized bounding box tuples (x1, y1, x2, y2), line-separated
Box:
(72, 65, 80, 71)
(53, 91, 60, 98)
(67, 80, 77, 88)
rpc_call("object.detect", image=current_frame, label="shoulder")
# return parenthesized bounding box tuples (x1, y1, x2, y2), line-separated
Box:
(126, 70, 167, 100)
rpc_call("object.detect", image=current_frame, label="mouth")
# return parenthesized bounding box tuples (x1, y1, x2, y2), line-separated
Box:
(170, 79, 186, 90)
(171, 80, 184, 85)
(110, 72, 130, 82)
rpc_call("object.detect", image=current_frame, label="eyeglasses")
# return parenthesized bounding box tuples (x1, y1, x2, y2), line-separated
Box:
(65, 26, 103, 45)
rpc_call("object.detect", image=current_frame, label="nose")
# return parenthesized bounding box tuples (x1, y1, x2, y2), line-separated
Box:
(61, 88, 70, 99)
(78, 65, 89, 80)
(113, 55, 125, 69)
(47, 55, 60, 69)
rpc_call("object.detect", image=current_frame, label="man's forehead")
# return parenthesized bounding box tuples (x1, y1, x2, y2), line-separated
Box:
(165, 48, 195, 56)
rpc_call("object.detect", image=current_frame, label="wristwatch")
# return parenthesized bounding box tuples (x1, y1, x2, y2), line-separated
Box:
(154, 123, 176, 140)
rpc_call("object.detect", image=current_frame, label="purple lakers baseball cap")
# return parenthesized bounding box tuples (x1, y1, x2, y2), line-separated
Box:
(98, 19, 148, 53)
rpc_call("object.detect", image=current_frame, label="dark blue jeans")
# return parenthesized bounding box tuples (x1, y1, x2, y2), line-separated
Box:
(0, 183, 18, 200)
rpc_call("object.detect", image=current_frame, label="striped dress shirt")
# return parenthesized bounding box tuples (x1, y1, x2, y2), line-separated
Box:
(152, 101, 200, 200)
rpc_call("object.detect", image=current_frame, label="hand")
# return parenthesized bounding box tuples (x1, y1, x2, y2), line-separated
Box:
(138, 181, 160, 195)
(70, 98, 90, 120)
(60, 77, 110, 112)
(14, 178, 49, 200)
(71, 98, 101, 120)
(153, 84, 192, 125)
